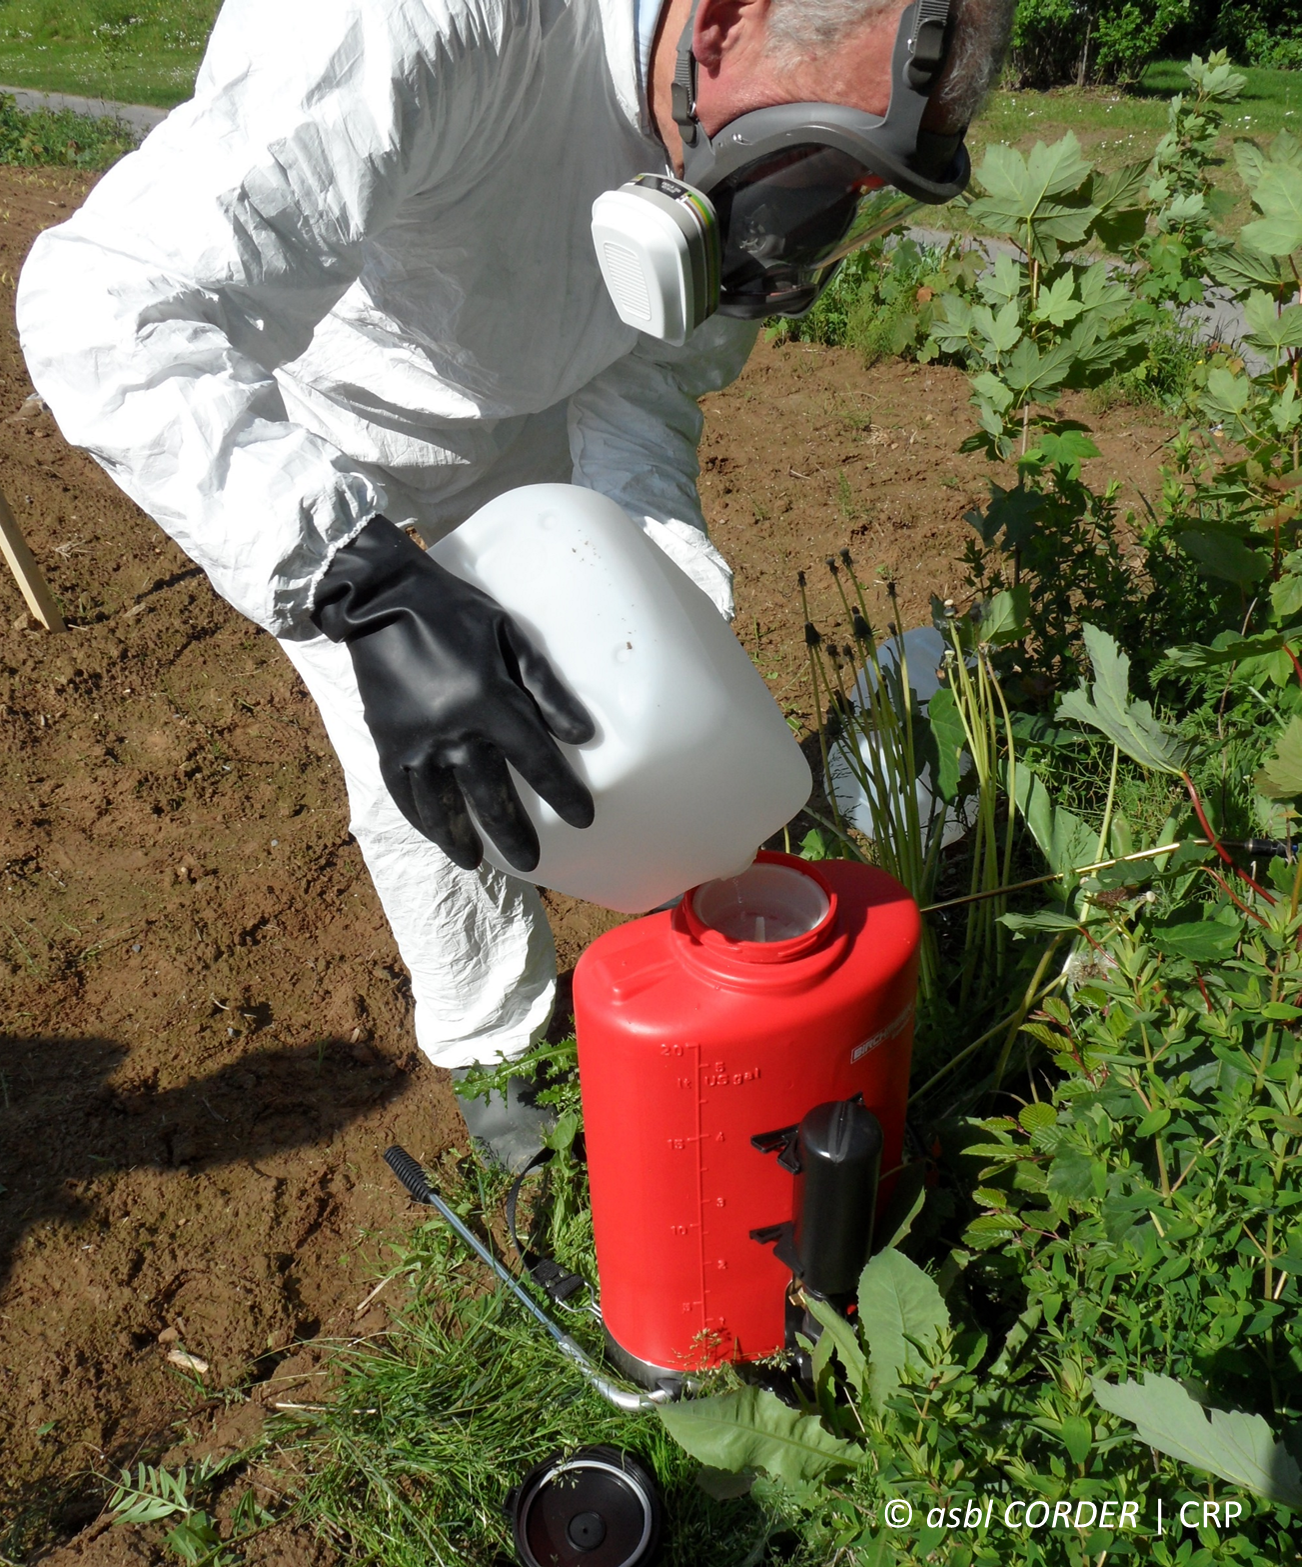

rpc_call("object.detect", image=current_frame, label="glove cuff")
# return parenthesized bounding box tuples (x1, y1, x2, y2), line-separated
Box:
(310, 515, 429, 642)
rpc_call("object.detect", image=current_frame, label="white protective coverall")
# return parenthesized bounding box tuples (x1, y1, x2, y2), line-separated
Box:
(16, 0, 759, 1068)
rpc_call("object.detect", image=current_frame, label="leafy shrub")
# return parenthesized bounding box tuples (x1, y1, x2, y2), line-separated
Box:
(0, 91, 134, 168)
(1172, 0, 1302, 69)
(1010, 0, 1193, 88)
(771, 237, 980, 361)
(653, 57, 1302, 1561)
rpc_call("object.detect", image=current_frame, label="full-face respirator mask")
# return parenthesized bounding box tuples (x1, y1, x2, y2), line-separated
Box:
(591, 0, 969, 345)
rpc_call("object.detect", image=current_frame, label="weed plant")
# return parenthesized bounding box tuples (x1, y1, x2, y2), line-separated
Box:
(653, 57, 1302, 1560)
(771, 237, 978, 364)
(0, 88, 133, 166)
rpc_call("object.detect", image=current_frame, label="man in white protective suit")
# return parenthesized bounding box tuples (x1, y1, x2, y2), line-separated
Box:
(17, 0, 1012, 1168)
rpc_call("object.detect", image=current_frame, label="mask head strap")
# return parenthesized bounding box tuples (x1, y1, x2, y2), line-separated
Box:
(671, 0, 702, 147)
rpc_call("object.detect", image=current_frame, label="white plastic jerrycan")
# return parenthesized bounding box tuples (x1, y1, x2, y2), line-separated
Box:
(430, 484, 811, 913)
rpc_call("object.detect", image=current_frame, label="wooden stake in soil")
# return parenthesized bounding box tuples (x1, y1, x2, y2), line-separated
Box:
(0, 485, 66, 632)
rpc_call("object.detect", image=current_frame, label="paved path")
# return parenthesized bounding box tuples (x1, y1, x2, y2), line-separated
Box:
(0, 85, 167, 135)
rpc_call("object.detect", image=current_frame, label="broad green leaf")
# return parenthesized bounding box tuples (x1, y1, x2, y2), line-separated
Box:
(1011, 765, 1097, 878)
(1207, 243, 1290, 292)
(544, 1107, 581, 1153)
(1176, 529, 1269, 588)
(1057, 624, 1193, 775)
(1025, 133, 1093, 200)
(1273, 383, 1302, 436)
(857, 1249, 949, 1409)
(932, 293, 975, 350)
(965, 1213, 1021, 1249)
(979, 300, 1022, 354)
(1166, 627, 1302, 670)
(1254, 791, 1299, 839)
(975, 585, 1031, 646)
(976, 251, 1024, 308)
(1092, 159, 1148, 212)
(1032, 271, 1082, 327)
(1242, 163, 1302, 257)
(805, 1295, 868, 1399)
(1201, 365, 1252, 425)
(1163, 191, 1206, 226)
(1002, 337, 1075, 401)
(1256, 716, 1302, 800)
(968, 135, 1097, 262)
(656, 1385, 861, 1486)
(1235, 138, 1268, 190)
(1076, 260, 1132, 317)
(1092, 161, 1148, 249)
(1243, 291, 1302, 353)
(1060, 1413, 1092, 1466)
(971, 142, 1033, 207)
(1019, 1103, 1058, 1135)
(1150, 915, 1242, 961)
(1008, 712, 1084, 749)
(1033, 429, 1100, 478)
(1091, 1374, 1302, 1509)
(1136, 1106, 1172, 1136)
(926, 686, 967, 803)
(969, 370, 1014, 413)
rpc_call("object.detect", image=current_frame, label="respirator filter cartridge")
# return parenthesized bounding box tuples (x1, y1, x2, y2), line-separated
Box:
(591, 174, 720, 346)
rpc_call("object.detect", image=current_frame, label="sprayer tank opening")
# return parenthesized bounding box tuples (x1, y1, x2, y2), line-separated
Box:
(691, 863, 830, 943)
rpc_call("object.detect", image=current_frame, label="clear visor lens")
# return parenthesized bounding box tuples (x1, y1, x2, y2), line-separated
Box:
(710, 145, 921, 310)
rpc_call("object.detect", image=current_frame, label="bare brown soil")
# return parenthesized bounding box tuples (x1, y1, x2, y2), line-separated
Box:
(0, 165, 1173, 1562)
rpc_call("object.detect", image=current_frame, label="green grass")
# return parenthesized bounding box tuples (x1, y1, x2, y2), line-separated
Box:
(0, 0, 218, 107)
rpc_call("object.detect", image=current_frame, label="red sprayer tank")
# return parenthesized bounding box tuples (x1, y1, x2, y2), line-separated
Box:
(574, 850, 920, 1377)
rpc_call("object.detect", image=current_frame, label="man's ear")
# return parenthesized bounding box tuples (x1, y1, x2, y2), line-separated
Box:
(692, 0, 771, 70)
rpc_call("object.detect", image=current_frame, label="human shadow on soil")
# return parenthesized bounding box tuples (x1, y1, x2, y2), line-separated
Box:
(0, 1031, 420, 1296)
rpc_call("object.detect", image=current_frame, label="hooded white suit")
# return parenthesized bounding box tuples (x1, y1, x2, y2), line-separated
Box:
(16, 0, 758, 1066)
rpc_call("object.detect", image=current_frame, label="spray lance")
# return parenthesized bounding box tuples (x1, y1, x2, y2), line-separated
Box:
(383, 1146, 670, 1567)
(383, 1145, 670, 1413)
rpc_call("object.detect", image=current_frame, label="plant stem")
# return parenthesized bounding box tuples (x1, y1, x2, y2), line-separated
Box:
(910, 963, 1066, 1106)
(1097, 745, 1119, 862)
(990, 938, 1064, 1097)
(1182, 772, 1276, 904)
(919, 840, 1208, 912)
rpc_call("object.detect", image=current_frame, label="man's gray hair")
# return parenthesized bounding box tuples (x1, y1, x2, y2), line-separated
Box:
(766, 0, 1015, 129)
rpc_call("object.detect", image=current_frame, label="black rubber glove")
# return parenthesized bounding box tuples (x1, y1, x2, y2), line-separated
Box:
(311, 516, 594, 873)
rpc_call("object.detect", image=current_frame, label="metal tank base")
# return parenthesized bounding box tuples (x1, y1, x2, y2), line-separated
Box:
(602, 1326, 693, 1399)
